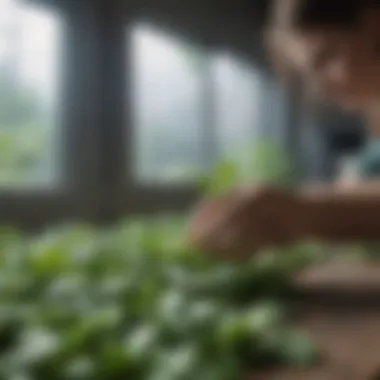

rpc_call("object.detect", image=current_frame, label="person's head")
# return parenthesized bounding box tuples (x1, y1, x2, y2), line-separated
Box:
(267, 0, 380, 113)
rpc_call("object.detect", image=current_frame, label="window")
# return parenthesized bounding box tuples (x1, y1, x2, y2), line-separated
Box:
(213, 53, 262, 161)
(131, 24, 205, 184)
(0, 4, 291, 225)
(0, 0, 62, 187)
(130, 24, 265, 185)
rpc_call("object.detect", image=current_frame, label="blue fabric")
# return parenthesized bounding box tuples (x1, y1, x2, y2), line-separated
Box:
(358, 139, 380, 178)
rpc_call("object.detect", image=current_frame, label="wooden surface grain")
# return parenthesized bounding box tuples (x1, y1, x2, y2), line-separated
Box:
(250, 310, 380, 379)
(250, 261, 380, 379)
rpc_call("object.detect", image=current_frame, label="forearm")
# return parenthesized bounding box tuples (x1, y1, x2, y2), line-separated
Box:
(299, 181, 380, 241)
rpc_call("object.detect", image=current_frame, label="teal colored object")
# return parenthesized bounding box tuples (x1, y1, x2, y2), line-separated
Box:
(358, 139, 380, 178)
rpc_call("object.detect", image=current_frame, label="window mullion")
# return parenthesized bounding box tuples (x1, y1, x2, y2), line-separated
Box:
(58, 3, 104, 220)
(95, 1, 130, 221)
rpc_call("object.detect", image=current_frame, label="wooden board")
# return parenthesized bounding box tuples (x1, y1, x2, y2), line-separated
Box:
(249, 309, 380, 379)
(250, 261, 380, 379)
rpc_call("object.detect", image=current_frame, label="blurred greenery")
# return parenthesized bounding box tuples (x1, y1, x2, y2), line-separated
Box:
(2, 23, 379, 379)
(0, 221, 322, 380)
(0, 124, 49, 183)
(0, 111, 324, 379)
(201, 139, 298, 196)
(0, 52, 341, 380)
(0, 68, 49, 184)
(0, 63, 324, 379)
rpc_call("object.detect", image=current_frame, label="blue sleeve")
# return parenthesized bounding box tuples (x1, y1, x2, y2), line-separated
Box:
(359, 147, 380, 179)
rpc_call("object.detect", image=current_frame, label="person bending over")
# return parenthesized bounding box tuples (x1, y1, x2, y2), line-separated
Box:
(189, 0, 380, 257)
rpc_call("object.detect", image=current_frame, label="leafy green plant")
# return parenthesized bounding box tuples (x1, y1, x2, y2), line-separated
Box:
(0, 141, 321, 379)
(0, 222, 320, 380)
(202, 140, 298, 195)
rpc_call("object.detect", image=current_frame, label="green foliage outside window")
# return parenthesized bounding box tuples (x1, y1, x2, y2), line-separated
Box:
(0, 68, 49, 184)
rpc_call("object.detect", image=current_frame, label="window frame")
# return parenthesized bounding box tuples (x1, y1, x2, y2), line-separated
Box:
(0, 0, 299, 228)
(0, 0, 107, 226)
(122, 20, 218, 213)
(121, 18, 297, 215)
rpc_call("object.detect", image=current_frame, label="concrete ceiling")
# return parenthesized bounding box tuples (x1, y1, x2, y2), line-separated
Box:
(135, 0, 271, 67)
(33, 0, 272, 68)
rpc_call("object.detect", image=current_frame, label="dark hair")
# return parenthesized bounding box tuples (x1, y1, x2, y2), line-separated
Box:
(266, 0, 380, 84)
(275, 0, 380, 30)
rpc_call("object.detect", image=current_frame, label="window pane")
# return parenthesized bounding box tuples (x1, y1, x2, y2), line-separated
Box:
(0, 0, 62, 186)
(213, 53, 261, 161)
(131, 24, 204, 184)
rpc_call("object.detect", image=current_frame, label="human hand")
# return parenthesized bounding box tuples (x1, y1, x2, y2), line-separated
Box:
(188, 185, 306, 259)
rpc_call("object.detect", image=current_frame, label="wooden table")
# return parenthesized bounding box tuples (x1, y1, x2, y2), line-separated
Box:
(250, 261, 380, 380)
